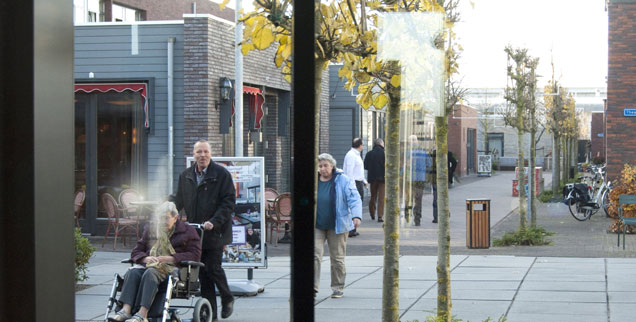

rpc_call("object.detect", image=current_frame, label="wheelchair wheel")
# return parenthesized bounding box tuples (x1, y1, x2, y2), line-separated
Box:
(193, 298, 212, 322)
(569, 201, 592, 221)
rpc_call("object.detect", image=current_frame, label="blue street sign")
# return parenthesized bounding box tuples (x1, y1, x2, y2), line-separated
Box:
(624, 109, 636, 117)
(597, 133, 604, 137)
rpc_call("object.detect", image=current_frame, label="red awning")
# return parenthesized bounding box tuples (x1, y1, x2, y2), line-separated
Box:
(74, 83, 150, 128)
(231, 86, 265, 130)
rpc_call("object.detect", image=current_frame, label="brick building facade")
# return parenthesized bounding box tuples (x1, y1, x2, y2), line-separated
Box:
(606, 0, 636, 180)
(590, 112, 606, 162)
(448, 105, 478, 176)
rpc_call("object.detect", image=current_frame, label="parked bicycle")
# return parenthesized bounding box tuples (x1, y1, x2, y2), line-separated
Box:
(563, 165, 612, 221)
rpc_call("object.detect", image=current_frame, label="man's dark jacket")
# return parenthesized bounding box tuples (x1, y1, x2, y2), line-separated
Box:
(130, 220, 202, 265)
(175, 161, 236, 250)
(364, 145, 385, 182)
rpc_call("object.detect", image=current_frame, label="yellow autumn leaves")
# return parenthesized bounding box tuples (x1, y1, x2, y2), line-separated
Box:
(236, 0, 453, 111)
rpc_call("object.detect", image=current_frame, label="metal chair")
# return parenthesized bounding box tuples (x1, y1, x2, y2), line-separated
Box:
(101, 193, 139, 249)
(74, 189, 85, 228)
(270, 193, 292, 247)
(617, 194, 636, 249)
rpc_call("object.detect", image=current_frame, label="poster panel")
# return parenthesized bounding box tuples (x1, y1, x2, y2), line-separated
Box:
(210, 157, 266, 268)
(478, 155, 492, 177)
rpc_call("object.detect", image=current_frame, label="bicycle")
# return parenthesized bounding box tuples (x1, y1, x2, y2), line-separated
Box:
(564, 168, 612, 221)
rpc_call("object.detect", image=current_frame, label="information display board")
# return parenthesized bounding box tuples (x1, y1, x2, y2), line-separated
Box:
(208, 157, 266, 268)
(477, 155, 492, 177)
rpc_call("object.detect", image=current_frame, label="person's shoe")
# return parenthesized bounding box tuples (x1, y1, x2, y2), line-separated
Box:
(108, 310, 132, 322)
(414, 221, 421, 226)
(377, 218, 384, 223)
(124, 314, 148, 322)
(221, 300, 234, 319)
(331, 290, 344, 298)
(432, 219, 438, 223)
(370, 214, 375, 220)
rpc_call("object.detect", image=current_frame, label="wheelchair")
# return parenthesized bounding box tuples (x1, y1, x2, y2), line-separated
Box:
(105, 224, 213, 322)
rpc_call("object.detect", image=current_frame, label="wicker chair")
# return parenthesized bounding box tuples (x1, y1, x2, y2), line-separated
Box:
(101, 193, 139, 249)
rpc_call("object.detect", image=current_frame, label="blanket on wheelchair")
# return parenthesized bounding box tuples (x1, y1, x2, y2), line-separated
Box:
(147, 225, 176, 278)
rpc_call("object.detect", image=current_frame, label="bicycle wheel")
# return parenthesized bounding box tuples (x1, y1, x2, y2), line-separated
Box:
(602, 189, 610, 217)
(569, 200, 592, 221)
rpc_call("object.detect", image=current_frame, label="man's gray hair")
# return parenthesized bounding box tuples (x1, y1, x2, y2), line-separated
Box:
(318, 153, 337, 168)
(193, 139, 210, 150)
(155, 201, 179, 217)
(374, 138, 384, 146)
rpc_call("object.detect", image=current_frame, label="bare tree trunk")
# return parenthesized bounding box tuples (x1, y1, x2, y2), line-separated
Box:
(530, 129, 536, 227)
(517, 128, 527, 231)
(552, 135, 561, 192)
(435, 116, 451, 322)
(561, 137, 568, 184)
(382, 86, 401, 322)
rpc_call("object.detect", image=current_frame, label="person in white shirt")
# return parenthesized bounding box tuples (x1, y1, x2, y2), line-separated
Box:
(343, 138, 367, 237)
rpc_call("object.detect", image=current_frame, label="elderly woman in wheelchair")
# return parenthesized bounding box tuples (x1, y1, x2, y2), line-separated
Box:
(108, 201, 201, 322)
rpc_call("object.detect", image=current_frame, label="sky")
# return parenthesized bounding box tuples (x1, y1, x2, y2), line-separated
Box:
(215, 0, 609, 89)
(454, 0, 608, 89)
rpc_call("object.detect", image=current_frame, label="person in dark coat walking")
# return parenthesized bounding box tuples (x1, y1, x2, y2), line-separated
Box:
(107, 201, 201, 322)
(448, 151, 458, 185)
(175, 140, 236, 321)
(364, 138, 385, 222)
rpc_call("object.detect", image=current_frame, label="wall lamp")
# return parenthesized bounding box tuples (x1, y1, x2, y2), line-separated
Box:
(220, 77, 233, 101)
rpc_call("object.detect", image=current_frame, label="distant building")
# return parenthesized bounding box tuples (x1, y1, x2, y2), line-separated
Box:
(590, 112, 606, 163)
(327, 64, 386, 167)
(74, 15, 329, 234)
(73, 0, 233, 23)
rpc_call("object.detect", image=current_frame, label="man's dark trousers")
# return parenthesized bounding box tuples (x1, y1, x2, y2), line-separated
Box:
(355, 181, 364, 201)
(200, 248, 233, 318)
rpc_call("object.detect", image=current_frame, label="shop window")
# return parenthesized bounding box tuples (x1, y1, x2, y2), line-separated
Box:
(74, 84, 147, 219)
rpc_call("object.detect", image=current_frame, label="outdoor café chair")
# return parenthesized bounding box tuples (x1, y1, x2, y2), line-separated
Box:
(101, 192, 139, 249)
(617, 194, 636, 249)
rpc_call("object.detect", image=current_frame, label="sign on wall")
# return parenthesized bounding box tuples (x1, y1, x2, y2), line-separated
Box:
(624, 109, 636, 117)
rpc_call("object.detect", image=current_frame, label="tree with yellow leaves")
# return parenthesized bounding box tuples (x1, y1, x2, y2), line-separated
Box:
(238, 1, 463, 320)
(544, 71, 576, 192)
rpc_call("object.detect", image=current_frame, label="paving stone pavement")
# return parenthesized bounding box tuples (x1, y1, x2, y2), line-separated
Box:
(79, 171, 636, 321)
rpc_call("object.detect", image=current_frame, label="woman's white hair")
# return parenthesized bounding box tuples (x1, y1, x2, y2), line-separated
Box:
(155, 201, 179, 217)
(318, 153, 337, 168)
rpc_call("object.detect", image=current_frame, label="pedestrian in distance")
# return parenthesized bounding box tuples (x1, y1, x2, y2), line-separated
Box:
(174, 140, 235, 321)
(343, 137, 367, 237)
(315, 153, 362, 299)
(407, 135, 432, 226)
(364, 138, 385, 222)
(448, 151, 458, 186)
(107, 201, 201, 322)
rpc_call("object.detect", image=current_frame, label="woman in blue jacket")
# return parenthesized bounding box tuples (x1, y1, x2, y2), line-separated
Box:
(314, 153, 362, 299)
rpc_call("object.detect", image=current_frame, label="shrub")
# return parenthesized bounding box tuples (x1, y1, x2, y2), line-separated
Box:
(538, 190, 553, 203)
(75, 228, 96, 282)
(493, 226, 553, 246)
(608, 164, 636, 233)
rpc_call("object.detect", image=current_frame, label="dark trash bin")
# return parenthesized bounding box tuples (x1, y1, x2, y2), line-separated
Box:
(466, 199, 490, 249)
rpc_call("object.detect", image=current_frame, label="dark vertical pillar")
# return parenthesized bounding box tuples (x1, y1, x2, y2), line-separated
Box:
(87, 94, 99, 232)
(0, 0, 75, 320)
(291, 0, 315, 321)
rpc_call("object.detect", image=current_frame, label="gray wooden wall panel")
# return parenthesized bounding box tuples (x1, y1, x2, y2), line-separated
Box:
(74, 23, 185, 199)
(329, 108, 355, 168)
